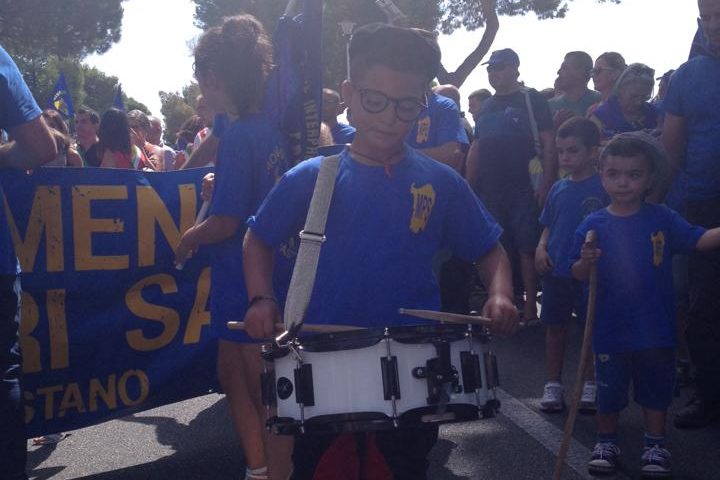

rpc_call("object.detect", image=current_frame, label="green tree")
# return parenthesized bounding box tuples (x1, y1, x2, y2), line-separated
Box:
(0, 0, 126, 92)
(159, 91, 196, 146)
(192, 0, 621, 90)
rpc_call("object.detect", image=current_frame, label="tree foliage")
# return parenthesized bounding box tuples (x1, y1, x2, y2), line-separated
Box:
(159, 88, 199, 147)
(0, 0, 126, 92)
(192, 0, 621, 90)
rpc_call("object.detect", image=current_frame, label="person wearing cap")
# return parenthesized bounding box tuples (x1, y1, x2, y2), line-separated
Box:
(549, 51, 602, 127)
(661, 0, 720, 430)
(466, 47, 557, 324)
(242, 22, 518, 479)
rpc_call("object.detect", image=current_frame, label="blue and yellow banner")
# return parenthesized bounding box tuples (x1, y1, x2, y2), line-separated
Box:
(50, 72, 74, 118)
(1, 167, 217, 437)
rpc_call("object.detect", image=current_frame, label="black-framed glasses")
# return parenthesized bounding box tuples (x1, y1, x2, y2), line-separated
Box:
(352, 85, 427, 122)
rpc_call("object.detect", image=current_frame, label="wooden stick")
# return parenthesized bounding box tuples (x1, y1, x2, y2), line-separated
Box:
(553, 230, 598, 480)
(176, 200, 210, 271)
(227, 321, 364, 334)
(398, 308, 493, 326)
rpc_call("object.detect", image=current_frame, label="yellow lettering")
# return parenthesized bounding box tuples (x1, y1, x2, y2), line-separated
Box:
(3, 186, 64, 272)
(184, 267, 211, 344)
(37, 385, 63, 420)
(118, 370, 150, 406)
(58, 382, 86, 418)
(137, 185, 196, 267)
(125, 274, 180, 351)
(19, 292, 41, 374)
(72, 185, 129, 271)
(89, 375, 118, 412)
(47, 289, 69, 370)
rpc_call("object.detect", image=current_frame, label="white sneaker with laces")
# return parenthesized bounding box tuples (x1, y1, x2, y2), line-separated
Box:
(580, 381, 597, 413)
(540, 382, 564, 412)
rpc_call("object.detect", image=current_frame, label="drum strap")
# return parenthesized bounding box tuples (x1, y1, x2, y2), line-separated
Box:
(283, 154, 341, 330)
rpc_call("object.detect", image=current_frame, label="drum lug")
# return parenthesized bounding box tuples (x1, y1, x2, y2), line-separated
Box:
(484, 351, 500, 388)
(294, 363, 315, 407)
(261, 369, 277, 407)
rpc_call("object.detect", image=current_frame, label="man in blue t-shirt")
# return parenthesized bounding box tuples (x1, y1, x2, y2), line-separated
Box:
(242, 23, 518, 480)
(405, 91, 468, 172)
(466, 48, 558, 323)
(0, 44, 58, 480)
(322, 88, 356, 144)
(661, 0, 720, 430)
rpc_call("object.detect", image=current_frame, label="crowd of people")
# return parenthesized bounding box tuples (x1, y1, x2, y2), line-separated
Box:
(2, 0, 720, 479)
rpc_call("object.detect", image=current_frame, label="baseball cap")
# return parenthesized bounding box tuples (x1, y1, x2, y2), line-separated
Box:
(349, 23, 441, 82)
(482, 48, 520, 68)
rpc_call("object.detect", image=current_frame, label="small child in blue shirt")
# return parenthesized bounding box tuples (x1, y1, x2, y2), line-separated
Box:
(571, 132, 720, 478)
(535, 117, 608, 414)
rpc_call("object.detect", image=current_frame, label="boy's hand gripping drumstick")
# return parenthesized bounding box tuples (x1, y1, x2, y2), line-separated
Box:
(554, 230, 598, 480)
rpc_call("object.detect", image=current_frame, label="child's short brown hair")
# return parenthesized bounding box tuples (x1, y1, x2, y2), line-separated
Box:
(599, 132, 667, 181)
(556, 117, 601, 149)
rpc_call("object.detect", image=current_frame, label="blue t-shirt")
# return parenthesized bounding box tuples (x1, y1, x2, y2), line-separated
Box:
(0, 44, 42, 274)
(593, 96, 659, 140)
(208, 114, 291, 324)
(248, 148, 502, 328)
(663, 54, 720, 201)
(211, 113, 230, 139)
(571, 204, 705, 353)
(406, 93, 469, 150)
(539, 174, 608, 277)
(330, 122, 356, 144)
(472, 89, 553, 198)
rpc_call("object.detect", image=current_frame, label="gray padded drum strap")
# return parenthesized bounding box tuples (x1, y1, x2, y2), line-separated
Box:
(283, 154, 341, 329)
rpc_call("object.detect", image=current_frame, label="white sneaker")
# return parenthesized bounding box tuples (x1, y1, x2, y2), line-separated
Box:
(580, 382, 597, 413)
(540, 382, 565, 412)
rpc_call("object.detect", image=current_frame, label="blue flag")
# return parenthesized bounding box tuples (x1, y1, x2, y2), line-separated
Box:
(263, 0, 323, 166)
(113, 83, 126, 111)
(50, 72, 74, 118)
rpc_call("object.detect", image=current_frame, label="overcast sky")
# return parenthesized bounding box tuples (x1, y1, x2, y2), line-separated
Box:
(86, 0, 699, 117)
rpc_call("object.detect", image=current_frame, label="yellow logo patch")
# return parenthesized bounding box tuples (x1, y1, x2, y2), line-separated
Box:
(416, 116, 431, 144)
(409, 183, 436, 234)
(651, 231, 665, 267)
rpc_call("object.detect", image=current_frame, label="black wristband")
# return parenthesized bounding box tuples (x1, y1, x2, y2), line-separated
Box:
(248, 295, 277, 308)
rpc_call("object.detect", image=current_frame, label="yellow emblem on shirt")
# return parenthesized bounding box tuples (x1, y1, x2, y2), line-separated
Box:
(651, 231, 665, 267)
(416, 116, 431, 144)
(410, 183, 436, 234)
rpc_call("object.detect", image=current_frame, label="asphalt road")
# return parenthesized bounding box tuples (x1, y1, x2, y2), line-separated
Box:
(26, 322, 720, 480)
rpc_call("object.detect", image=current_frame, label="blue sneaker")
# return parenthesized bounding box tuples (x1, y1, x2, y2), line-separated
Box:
(640, 444, 671, 478)
(588, 442, 621, 475)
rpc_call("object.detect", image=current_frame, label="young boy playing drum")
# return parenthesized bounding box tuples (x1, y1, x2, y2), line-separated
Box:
(241, 23, 518, 480)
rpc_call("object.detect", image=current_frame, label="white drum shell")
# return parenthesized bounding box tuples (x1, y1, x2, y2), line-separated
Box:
(272, 334, 493, 422)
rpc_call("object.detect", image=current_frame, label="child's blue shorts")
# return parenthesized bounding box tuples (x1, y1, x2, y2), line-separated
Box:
(540, 274, 587, 326)
(595, 347, 676, 413)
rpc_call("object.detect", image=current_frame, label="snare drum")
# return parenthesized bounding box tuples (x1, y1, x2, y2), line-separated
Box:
(261, 324, 500, 435)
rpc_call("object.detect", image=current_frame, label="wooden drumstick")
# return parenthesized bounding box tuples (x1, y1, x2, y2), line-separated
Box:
(227, 321, 364, 334)
(398, 308, 493, 326)
(554, 230, 598, 480)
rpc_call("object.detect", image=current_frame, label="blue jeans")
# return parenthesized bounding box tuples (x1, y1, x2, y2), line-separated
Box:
(0, 274, 27, 480)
